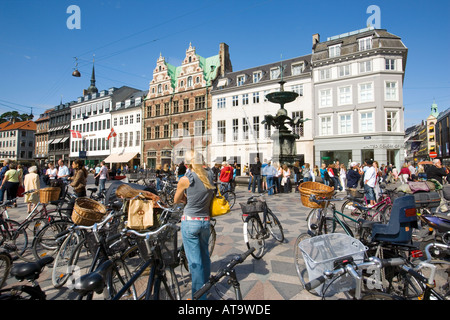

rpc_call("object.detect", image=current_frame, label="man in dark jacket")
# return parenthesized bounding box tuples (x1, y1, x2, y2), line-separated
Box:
(250, 157, 262, 193)
(426, 158, 447, 185)
(346, 162, 361, 189)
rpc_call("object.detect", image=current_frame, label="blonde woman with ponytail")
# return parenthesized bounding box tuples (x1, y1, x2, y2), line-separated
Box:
(174, 150, 215, 300)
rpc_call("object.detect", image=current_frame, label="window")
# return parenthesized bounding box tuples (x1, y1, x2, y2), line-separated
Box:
(358, 37, 372, 51)
(155, 104, 160, 116)
(217, 120, 226, 142)
(119, 117, 123, 126)
(242, 118, 249, 140)
(360, 111, 374, 133)
(319, 89, 332, 107)
(183, 99, 189, 112)
(173, 100, 179, 113)
(157, 84, 162, 94)
(195, 96, 205, 110)
(252, 92, 260, 104)
(292, 111, 304, 137)
(119, 133, 123, 147)
(164, 103, 170, 115)
(232, 119, 239, 141)
(386, 110, 399, 132)
(217, 97, 226, 109)
(163, 124, 169, 138)
(173, 123, 179, 138)
(359, 82, 374, 103)
(319, 68, 331, 80)
(253, 72, 262, 83)
(182, 122, 189, 136)
(270, 68, 280, 80)
(135, 131, 140, 146)
(242, 94, 249, 105)
(155, 126, 160, 139)
(187, 76, 193, 87)
(292, 62, 304, 75)
(385, 59, 396, 70)
(339, 65, 351, 77)
(385, 81, 398, 101)
(124, 132, 128, 147)
(339, 113, 352, 134)
(253, 116, 259, 139)
(232, 95, 239, 107)
(124, 116, 128, 125)
(328, 44, 341, 58)
(194, 120, 205, 136)
(237, 75, 245, 86)
(129, 115, 133, 124)
(146, 127, 151, 140)
(359, 60, 372, 73)
(135, 115, 139, 124)
(319, 115, 332, 136)
(338, 86, 352, 106)
(291, 85, 303, 96)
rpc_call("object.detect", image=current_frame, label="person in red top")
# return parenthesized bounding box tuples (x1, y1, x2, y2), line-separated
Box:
(219, 162, 233, 192)
(399, 163, 410, 184)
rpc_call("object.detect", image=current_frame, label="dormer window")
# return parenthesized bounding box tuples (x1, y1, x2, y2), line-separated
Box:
(253, 71, 262, 83)
(328, 44, 341, 58)
(270, 68, 280, 80)
(237, 75, 246, 86)
(358, 36, 372, 51)
(292, 62, 304, 75)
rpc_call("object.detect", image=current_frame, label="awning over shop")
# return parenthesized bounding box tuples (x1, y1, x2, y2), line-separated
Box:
(51, 138, 62, 144)
(103, 152, 138, 163)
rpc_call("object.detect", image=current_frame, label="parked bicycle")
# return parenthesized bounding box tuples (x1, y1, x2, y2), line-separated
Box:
(0, 256, 54, 300)
(240, 187, 284, 259)
(112, 222, 181, 300)
(217, 182, 236, 209)
(193, 247, 255, 300)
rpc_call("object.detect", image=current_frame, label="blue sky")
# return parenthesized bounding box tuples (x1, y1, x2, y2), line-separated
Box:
(0, 0, 449, 128)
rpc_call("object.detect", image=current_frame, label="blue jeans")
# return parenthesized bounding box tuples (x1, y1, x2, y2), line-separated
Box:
(98, 178, 106, 195)
(266, 176, 274, 195)
(252, 175, 261, 193)
(247, 176, 253, 191)
(181, 219, 211, 300)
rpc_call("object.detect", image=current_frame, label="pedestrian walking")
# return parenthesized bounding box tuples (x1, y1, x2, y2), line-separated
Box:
(24, 166, 40, 214)
(70, 159, 88, 197)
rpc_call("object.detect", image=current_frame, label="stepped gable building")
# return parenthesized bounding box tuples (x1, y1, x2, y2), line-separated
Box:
(311, 27, 408, 168)
(143, 42, 232, 168)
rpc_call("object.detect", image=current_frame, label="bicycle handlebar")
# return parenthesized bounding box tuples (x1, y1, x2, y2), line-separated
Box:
(192, 247, 255, 300)
(303, 256, 405, 291)
(308, 194, 346, 204)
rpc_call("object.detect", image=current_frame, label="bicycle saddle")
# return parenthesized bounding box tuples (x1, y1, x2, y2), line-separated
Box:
(87, 188, 98, 193)
(10, 256, 54, 282)
(73, 260, 113, 296)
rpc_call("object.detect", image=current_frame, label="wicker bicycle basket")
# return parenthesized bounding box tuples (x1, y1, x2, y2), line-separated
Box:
(299, 181, 334, 208)
(72, 197, 107, 226)
(39, 187, 61, 204)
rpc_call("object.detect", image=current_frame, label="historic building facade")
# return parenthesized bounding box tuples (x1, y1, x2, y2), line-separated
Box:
(311, 27, 408, 168)
(210, 55, 313, 168)
(142, 43, 232, 168)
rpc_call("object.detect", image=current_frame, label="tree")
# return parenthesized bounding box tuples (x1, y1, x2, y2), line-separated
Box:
(0, 111, 33, 123)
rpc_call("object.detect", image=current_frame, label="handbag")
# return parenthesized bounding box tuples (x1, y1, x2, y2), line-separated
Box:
(17, 185, 25, 197)
(210, 190, 230, 217)
(127, 198, 154, 230)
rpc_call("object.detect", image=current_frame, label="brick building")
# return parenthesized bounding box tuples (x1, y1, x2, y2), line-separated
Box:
(142, 42, 232, 168)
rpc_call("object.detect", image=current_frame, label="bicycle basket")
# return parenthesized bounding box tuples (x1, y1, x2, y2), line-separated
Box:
(135, 226, 178, 266)
(298, 233, 367, 297)
(299, 182, 334, 208)
(240, 200, 266, 214)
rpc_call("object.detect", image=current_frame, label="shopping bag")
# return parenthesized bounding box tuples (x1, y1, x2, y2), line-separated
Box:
(127, 199, 154, 230)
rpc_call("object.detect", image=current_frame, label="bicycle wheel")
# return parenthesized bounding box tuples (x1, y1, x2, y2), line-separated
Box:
(115, 244, 150, 300)
(105, 258, 137, 300)
(156, 266, 181, 300)
(52, 232, 84, 288)
(243, 215, 265, 259)
(32, 219, 73, 260)
(222, 191, 236, 209)
(0, 252, 12, 288)
(16, 217, 49, 262)
(266, 209, 284, 242)
(341, 200, 363, 230)
(1, 219, 28, 261)
(294, 232, 316, 292)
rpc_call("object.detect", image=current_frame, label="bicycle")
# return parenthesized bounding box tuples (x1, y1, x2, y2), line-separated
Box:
(240, 187, 284, 259)
(158, 176, 177, 206)
(0, 256, 54, 300)
(112, 222, 181, 300)
(193, 247, 255, 300)
(50, 206, 125, 290)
